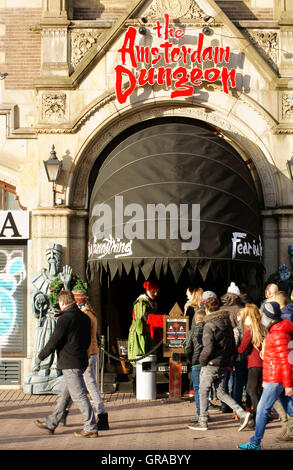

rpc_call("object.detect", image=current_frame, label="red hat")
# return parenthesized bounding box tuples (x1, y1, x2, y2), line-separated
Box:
(143, 281, 159, 291)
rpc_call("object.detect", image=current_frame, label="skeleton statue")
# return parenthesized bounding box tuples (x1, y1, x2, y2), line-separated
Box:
(24, 244, 73, 394)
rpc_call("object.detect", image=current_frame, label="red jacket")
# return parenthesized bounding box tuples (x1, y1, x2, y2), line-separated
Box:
(237, 328, 263, 368)
(263, 319, 293, 388)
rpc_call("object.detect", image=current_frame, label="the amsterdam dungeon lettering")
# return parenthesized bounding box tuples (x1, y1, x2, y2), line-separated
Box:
(115, 13, 237, 103)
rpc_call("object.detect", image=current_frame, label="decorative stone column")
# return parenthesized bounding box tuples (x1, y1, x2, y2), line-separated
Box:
(274, 0, 293, 76)
(42, 0, 71, 19)
(262, 208, 293, 277)
(261, 211, 280, 276)
(40, 0, 72, 77)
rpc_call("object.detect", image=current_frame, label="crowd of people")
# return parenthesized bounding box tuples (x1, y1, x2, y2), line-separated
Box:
(184, 282, 293, 450)
(31, 278, 293, 450)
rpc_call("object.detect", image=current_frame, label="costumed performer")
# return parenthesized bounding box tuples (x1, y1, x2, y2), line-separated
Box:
(128, 281, 166, 369)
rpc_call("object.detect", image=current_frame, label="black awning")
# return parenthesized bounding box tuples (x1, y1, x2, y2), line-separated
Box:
(88, 120, 262, 282)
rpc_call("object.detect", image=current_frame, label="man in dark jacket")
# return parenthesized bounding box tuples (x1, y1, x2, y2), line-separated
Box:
(33, 290, 98, 438)
(190, 297, 251, 432)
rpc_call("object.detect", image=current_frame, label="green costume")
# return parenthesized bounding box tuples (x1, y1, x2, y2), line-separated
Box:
(127, 294, 157, 366)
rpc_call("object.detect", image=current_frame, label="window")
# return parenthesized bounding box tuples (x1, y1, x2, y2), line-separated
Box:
(0, 181, 26, 210)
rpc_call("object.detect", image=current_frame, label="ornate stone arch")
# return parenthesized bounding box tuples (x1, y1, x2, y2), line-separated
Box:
(67, 97, 279, 210)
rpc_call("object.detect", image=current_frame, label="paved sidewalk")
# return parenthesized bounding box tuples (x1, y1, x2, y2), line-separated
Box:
(0, 389, 293, 452)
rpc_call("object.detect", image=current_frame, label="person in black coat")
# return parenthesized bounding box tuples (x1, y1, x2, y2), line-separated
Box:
(184, 308, 206, 423)
(190, 297, 252, 432)
(33, 290, 99, 438)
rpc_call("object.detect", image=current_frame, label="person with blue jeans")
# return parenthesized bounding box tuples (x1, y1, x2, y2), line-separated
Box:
(238, 301, 293, 450)
(33, 290, 99, 438)
(184, 308, 206, 426)
(191, 297, 251, 431)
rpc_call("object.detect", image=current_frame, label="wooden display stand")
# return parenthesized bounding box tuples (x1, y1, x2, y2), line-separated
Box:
(163, 303, 189, 400)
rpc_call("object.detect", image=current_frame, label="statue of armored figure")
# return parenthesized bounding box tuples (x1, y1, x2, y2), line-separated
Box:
(23, 244, 73, 394)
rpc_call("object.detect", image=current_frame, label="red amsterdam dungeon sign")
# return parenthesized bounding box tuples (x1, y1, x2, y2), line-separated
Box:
(115, 13, 237, 103)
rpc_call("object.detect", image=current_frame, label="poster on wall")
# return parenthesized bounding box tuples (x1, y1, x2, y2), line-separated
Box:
(163, 303, 189, 357)
(0, 246, 27, 356)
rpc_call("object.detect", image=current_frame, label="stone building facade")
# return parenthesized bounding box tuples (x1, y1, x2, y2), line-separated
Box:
(0, 0, 293, 389)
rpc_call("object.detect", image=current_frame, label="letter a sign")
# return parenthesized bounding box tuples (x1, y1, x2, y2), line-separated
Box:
(0, 211, 29, 239)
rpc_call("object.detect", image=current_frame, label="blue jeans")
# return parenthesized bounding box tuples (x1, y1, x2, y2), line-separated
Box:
(250, 382, 293, 445)
(46, 368, 98, 432)
(232, 362, 249, 407)
(192, 365, 201, 415)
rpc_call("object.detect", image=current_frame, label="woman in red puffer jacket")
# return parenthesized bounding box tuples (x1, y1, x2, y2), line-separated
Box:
(262, 317, 293, 387)
(238, 301, 293, 450)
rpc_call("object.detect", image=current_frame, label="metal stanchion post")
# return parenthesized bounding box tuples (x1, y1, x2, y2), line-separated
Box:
(96, 349, 100, 389)
(100, 335, 105, 394)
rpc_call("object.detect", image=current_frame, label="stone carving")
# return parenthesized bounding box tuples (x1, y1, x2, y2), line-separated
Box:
(41, 92, 66, 122)
(145, 0, 205, 19)
(245, 30, 279, 71)
(23, 244, 73, 394)
(282, 94, 293, 120)
(71, 29, 101, 68)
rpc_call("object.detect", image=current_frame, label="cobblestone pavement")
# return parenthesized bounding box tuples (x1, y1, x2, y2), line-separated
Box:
(0, 389, 293, 456)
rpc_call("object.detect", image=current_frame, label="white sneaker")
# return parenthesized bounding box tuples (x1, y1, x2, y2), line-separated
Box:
(238, 412, 252, 432)
(188, 421, 208, 431)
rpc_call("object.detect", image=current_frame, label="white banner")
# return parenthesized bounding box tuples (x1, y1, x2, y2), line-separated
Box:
(0, 211, 29, 240)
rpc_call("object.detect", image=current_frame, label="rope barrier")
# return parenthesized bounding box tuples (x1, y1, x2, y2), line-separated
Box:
(99, 340, 163, 364)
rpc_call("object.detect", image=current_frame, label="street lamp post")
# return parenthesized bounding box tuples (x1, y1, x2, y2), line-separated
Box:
(43, 145, 62, 206)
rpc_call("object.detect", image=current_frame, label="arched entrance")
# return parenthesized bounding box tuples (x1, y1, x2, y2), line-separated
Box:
(87, 117, 263, 350)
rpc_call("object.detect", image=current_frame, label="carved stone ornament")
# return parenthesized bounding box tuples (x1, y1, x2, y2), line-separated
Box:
(282, 94, 293, 120)
(71, 30, 101, 68)
(245, 30, 279, 71)
(41, 92, 66, 122)
(145, 0, 205, 20)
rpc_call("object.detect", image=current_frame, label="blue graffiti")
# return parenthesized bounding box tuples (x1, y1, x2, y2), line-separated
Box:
(0, 251, 26, 348)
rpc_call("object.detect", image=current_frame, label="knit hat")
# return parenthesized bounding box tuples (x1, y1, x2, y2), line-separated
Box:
(143, 281, 159, 291)
(263, 301, 282, 320)
(72, 289, 87, 304)
(227, 282, 240, 296)
(201, 291, 217, 303)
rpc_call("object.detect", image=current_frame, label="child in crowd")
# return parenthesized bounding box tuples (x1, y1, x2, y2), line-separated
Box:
(272, 290, 293, 322)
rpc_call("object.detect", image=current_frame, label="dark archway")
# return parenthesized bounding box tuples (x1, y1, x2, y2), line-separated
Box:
(87, 117, 263, 347)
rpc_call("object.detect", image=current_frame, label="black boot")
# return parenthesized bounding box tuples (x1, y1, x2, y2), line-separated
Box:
(60, 409, 69, 426)
(97, 412, 109, 430)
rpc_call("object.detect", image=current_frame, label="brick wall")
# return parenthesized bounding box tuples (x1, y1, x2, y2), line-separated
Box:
(0, 9, 42, 90)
